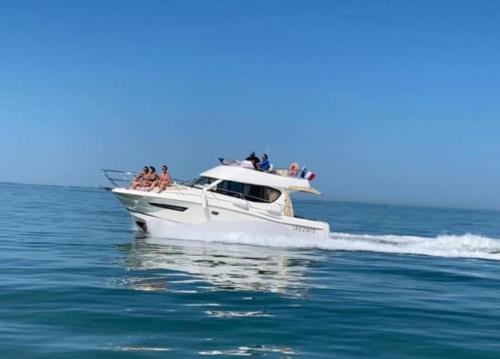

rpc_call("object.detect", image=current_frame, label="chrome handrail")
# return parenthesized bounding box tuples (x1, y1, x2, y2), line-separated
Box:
(102, 169, 137, 188)
(220, 163, 306, 178)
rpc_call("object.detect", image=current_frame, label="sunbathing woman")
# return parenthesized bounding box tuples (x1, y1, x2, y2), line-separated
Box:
(289, 162, 300, 176)
(131, 166, 149, 189)
(145, 166, 159, 191)
(150, 165, 172, 192)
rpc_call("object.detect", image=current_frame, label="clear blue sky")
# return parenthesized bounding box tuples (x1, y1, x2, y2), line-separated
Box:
(1, 0, 499, 209)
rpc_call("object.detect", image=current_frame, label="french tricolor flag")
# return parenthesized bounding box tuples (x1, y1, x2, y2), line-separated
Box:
(300, 167, 316, 181)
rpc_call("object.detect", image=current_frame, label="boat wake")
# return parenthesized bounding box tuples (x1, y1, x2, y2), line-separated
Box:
(144, 219, 500, 261)
(327, 232, 500, 261)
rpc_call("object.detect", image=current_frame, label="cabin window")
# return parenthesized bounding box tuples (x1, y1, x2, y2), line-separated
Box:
(212, 180, 280, 203)
(192, 176, 216, 187)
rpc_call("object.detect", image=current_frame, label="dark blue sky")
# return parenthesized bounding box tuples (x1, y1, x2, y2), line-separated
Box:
(1, 1, 499, 209)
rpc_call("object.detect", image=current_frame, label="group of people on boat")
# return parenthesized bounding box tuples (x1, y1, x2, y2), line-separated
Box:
(244, 151, 315, 180)
(129, 151, 313, 192)
(131, 165, 172, 192)
(244, 152, 271, 171)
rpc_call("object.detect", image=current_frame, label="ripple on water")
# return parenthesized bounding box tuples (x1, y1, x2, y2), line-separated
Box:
(115, 346, 171, 352)
(199, 345, 297, 356)
(205, 310, 274, 318)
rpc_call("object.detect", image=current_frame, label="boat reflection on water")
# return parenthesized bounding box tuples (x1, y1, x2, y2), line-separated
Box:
(116, 233, 319, 297)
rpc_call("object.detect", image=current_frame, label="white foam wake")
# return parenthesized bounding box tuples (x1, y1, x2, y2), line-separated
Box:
(327, 232, 500, 260)
(144, 219, 500, 261)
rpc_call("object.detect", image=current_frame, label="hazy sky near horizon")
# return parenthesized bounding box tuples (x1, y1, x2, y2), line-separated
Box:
(1, 0, 499, 209)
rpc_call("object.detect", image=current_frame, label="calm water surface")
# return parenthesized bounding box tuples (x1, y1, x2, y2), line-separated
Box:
(1, 183, 500, 358)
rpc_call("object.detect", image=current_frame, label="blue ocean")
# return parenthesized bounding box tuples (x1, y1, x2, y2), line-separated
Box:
(2, 182, 500, 358)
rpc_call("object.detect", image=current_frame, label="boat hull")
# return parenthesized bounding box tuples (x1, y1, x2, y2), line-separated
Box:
(112, 188, 330, 239)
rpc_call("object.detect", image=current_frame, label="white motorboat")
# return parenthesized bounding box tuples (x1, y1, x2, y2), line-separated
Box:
(103, 162, 330, 239)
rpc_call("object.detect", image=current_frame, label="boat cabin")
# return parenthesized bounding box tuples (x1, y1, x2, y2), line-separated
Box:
(191, 165, 320, 217)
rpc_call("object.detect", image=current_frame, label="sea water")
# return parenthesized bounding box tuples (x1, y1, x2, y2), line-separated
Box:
(1, 183, 500, 358)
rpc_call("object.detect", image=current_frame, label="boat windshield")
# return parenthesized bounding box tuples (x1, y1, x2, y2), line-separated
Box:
(191, 176, 281, 203)
(191, 176, 217, 188)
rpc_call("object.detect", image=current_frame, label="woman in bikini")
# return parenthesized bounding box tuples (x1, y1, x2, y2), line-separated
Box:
(150, 165, 172, 192)
(131, 166, 149, 189)
(145, 166, 159, 191)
